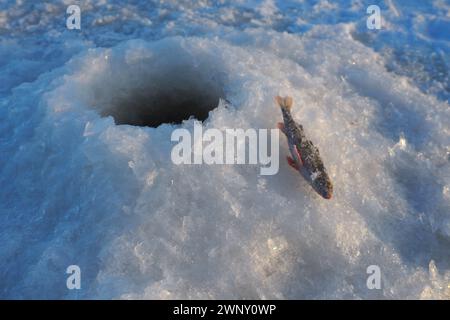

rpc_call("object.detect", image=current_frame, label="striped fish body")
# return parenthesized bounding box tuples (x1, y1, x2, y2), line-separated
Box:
(277, 96, 333, 199)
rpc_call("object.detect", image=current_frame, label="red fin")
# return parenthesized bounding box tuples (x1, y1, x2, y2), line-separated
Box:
(287, 156, 299, 170)
(294, 145, 304, 165)
(277, 122, 286, 135)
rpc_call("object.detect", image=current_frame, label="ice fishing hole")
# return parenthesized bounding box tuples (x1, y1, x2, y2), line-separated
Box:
(90, 58, 225, 128)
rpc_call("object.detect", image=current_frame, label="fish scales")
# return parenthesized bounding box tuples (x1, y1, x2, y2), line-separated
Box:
(276, 96, 333, 199)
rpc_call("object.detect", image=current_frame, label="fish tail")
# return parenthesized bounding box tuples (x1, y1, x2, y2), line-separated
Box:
(275, 96, 293, 111)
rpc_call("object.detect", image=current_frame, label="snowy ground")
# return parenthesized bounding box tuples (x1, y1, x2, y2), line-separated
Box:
(1, 0, 450, 299)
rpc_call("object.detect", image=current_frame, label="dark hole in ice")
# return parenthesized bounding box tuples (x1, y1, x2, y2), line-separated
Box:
(95, 64, 225, 128)
(105, 87, 222, 128)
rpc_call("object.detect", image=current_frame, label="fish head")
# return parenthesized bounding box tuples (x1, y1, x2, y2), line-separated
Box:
(311, 172, 333, 199)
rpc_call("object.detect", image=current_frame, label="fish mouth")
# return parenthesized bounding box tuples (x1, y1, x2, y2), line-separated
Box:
(312, 182, 333, 199)
(317, 188, 332, 199)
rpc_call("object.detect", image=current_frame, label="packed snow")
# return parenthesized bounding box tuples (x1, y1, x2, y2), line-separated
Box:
(0, 0, 449, 299)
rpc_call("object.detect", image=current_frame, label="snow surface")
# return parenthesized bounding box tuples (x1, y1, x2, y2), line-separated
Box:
(1, 0, 450, 299)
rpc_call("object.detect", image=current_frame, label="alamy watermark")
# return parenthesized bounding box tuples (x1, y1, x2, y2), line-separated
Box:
(366, 5, 381, 30)
(171, 121, 280, 175)
(66, 5, 81, 30)
(366, 265, 381, 290)
(66, 265, 81, 290)
(65, 4, 381, 31)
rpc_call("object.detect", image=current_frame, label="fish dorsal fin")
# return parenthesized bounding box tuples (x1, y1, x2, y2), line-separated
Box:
(284, 96, 293, 110)
(275, 96, 293, 111)
(275, 96, 284, 107)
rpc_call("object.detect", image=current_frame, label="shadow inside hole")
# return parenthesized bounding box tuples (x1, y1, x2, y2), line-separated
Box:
(94, 63, 226, 128)
(104, 87, 222, 127)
